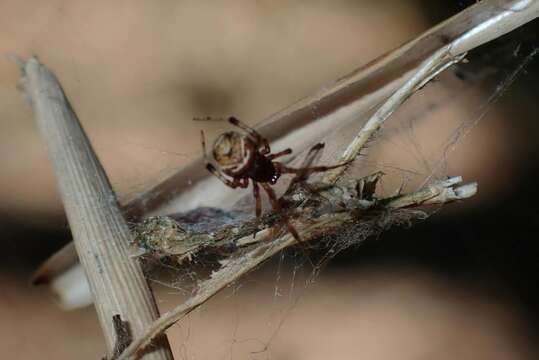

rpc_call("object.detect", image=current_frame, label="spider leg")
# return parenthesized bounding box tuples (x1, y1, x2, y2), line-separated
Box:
(205, 163, 242, 188)
(260, 183, 301, 242)
(193, 116, 225, 121)
(285, 143, 325, 187)
(302, 143, 325, 167)
(260, 183, 280, 211)
(252, 180, 262, 238)
(253, 181, 262, 219)
(267, 148, 292, 160)
(240, 177, 249, 188)
(228, 116, 271, 154)
(260, 183, 316, 268)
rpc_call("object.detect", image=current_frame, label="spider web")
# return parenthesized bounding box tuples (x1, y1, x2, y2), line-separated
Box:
(121, 38, 538, 359)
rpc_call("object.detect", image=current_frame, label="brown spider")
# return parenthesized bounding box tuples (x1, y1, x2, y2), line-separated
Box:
(201, 116, 349, 241)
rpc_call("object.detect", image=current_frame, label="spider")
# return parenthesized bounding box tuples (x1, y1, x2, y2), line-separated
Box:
(201, 116, 350, 241)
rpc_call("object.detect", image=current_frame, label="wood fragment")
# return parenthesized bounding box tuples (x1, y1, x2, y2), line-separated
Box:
(22, 57, 174, 360)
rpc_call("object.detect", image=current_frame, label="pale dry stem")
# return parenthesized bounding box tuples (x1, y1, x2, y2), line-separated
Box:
(322, 47, 466, 184)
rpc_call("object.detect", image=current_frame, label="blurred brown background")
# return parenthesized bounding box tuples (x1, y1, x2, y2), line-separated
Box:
(1, 1, 538, 359)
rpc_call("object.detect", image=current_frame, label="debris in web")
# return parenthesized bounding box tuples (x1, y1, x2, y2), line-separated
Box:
(132, 173, 476, 279)
(121, 169, 476, 359)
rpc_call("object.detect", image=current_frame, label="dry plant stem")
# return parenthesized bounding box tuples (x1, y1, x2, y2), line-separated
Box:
(323, 0, 539, 184)
(118, 177, 476, 359)
(323, 47, 465, 184)
(23, 58, 173, 360)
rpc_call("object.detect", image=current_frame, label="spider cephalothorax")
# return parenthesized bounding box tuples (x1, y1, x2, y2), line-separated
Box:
(201, 116, 350, 241)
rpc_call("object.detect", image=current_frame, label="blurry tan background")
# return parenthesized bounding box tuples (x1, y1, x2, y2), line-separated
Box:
(1, 1, 538, 359)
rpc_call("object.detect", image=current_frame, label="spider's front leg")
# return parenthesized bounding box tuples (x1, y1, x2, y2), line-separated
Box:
(228, 117, 271, 155)
(205, 163, 248, 189)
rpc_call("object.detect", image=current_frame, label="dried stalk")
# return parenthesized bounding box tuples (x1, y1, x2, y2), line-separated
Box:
(22, 58, 174, 360)
(322, 47, 466, 184)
